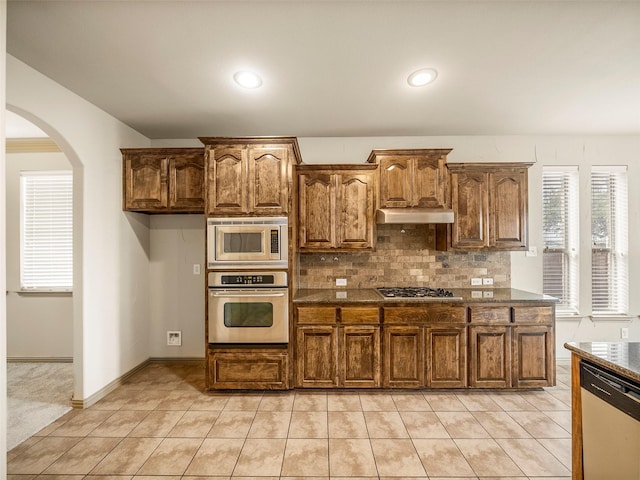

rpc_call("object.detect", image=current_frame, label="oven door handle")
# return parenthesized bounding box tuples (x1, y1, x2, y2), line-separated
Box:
(210, 292, 287, 298)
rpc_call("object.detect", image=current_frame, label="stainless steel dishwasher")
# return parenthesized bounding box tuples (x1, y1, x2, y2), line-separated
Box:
(580, 360, 640, 479)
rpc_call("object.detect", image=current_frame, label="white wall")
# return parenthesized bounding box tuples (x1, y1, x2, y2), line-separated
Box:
(5, 151, 74, 358)
(148, 214, 205, 358)
(1, 0, 9, 470)
(6, 55, 152, 402)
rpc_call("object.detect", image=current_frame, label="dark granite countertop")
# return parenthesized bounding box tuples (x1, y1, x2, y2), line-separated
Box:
(294, 288, 557, 304)
(564, 342, 640, 383)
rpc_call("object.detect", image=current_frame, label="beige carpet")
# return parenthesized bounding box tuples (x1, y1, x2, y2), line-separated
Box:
(7, 362, 73, 451)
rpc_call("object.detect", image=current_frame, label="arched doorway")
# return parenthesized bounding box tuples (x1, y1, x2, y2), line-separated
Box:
(4, 109, 81, 449)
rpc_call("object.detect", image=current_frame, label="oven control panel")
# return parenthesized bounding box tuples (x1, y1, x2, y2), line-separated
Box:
(221, 274, 275, 285)
(208, 271, 288, 288)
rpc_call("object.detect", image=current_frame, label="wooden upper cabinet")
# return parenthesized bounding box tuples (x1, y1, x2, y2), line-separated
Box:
(122, 148, 204, 213)
(448, 163, 531, 251)
(170, 151, 206, 210)
(490, 168, 528, 249)
(297, 164, 377, 251)
(367, 149, 451, 208)
(200, 137, 302, 216)
(298, 172, 335, 249)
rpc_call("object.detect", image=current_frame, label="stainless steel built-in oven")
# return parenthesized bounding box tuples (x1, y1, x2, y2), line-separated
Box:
(208, 271, 289, 344)
(207, 217, 288, 270)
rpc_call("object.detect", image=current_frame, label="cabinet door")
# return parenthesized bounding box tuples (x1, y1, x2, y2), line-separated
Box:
(469, 326, 511, 388)
(382, 326, 424, 388)
(124, 154, 168, 211)
(298, 173, 335, 249)
(341, 326, 381, 388)
(426, 326, 467, 388)
(379, 156, 412, 207)
(451, 171, 489, 249)
(414, 156, 448, 208)
(512, 325, 554, 387)
(249, 146, 289, 214)
(489, 169, 528, 250)
(295, 326, 338, 387)
(169, 152, 204, 211)
(206, 146, 247, 214)
(336, 172, 375, 249)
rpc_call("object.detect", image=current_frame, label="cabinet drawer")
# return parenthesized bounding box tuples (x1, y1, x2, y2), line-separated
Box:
(469, 306, 511, 324)
(208, 350, 289, 390)
(297, 306, 336, 324)
(341, 307, 380, 324)
(513, 306, 554, 324)
(383, 305, 466, 324)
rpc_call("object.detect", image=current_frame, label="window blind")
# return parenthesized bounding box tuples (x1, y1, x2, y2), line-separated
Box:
(591, 166, 628, 315)
(20, 171, 73, 291)
(542, 167, 579, 315)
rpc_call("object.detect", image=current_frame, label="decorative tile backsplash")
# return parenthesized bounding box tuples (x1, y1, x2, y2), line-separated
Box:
(298, 224, 511, 289)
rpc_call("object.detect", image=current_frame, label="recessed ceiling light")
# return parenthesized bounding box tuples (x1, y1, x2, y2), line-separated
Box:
(233, 71, 263, 89)
(407, 68, 438, 87)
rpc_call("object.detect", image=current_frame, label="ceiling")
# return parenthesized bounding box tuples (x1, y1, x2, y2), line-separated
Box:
(6, 0, 640, 139)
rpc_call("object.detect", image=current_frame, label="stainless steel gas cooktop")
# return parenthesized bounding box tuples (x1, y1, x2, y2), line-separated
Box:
(377, 287, 460, 299)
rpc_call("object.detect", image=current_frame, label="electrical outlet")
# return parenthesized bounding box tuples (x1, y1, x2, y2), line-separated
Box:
(471, 278, 482, 286)
(193, 264, 201, 275)
(483, 291, 494, 298)
(483, 278, 494, 286)
(336, 278, 347, 287)
(471, 290, 483, 298)
(167, 331, 182, 346)
(621, 327, 629, 339)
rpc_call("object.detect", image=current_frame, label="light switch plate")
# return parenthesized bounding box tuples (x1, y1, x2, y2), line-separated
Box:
(483, 278, 494, 286)
(336, 278, 347, 287)
(471, 278, 482, 286)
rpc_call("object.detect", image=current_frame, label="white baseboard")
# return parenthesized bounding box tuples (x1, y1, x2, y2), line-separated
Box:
(7, 357, 73, 363)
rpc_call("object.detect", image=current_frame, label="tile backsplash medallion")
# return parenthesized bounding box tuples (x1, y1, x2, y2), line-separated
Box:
(298, 224, 510, 289)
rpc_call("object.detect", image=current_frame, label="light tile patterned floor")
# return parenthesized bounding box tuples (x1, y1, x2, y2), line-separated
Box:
(7, 362, 573, 479)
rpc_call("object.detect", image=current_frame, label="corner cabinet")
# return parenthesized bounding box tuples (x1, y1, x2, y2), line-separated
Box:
(367, 149, 451, 208)
(447, 163, 531, 251)
(297, 164, 378, 251)
(200, 137, 303, 216)
(122, 148, 205, 213)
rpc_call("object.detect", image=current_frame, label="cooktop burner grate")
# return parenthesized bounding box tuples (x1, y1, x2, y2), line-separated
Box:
(377, 287, 457, 298)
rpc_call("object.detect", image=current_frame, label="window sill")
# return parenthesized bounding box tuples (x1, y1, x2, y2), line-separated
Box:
(588, 314, 637, 322)
(13, 290, 73, 297)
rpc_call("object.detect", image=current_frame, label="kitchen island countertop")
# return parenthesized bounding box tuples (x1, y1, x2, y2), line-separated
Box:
(564, 342, 640, 383)
(294, 288, 558, 304)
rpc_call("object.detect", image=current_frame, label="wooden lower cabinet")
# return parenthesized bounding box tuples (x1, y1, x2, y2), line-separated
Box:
(512, 325, 555, 387)
(293, 302, 555, 390)
(383, 326, 425, 388)
(469, 325, 512, 388)
(208, 347, 289, 390)
(426, 326, 467, 388)
(295, 306, 381, 388)
(295, 326, 339, 387)
(341, 326, 381, 387)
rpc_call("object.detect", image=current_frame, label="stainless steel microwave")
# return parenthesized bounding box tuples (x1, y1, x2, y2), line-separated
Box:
(207, 217, 288, 269)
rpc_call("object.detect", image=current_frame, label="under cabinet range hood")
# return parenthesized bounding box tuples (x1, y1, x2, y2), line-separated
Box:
(376, 208, 455, 224)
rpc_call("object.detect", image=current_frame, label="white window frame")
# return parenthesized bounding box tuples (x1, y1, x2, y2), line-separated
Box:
(590, 166, 628, 316)
(20, 170, 73, 292)
(542, 166, 580, 315)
